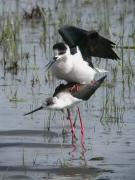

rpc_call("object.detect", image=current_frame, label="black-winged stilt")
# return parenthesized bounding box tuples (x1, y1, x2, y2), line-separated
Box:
(24, 75, 106, 146)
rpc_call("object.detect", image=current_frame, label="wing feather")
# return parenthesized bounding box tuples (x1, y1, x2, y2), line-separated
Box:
(59, 25, 119, 60)
(53, 75, 107, 101)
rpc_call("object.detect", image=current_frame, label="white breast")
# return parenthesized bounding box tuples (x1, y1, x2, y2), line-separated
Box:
(48, 92, 82, 110)
(68, 57, 96, 83)
(51, 55, 73, 79)
(51, 47, 97, 83)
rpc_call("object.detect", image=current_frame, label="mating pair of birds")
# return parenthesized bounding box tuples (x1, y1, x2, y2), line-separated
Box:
(25, 25, 119, 145)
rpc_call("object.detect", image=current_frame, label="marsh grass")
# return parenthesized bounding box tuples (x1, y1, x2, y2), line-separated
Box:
(23, 5, 46, 20)
(103, 0, 110, 33)
(100, 79, 125, 124)
(97, 2, 135, 125)
(0, 15, 29, 74)
(0, 16, 20, 61)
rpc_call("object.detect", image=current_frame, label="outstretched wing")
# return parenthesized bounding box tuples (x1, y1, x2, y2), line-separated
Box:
(59, 25, 119, 61)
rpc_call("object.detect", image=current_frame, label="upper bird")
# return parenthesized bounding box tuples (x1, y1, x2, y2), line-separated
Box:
(47, 25, 119, 84)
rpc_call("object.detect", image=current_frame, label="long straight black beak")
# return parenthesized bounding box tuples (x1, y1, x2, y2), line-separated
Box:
(45, 57, 57, 71)
(24, 106, 43, 116)
(97, 75, 107, 84)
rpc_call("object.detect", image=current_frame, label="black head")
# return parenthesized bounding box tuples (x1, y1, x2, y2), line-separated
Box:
(45, 43, 68, 71)
(52, 42, 69, 62)
(53, 42, 77, 55)
(53, 42, 67, 57)
(53, 42, 67, 52)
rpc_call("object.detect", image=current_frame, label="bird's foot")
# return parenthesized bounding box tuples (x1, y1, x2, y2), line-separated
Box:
(70, 84, 80, 92)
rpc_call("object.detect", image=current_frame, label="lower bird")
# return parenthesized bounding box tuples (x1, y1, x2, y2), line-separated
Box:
(24, 75, 106, 146)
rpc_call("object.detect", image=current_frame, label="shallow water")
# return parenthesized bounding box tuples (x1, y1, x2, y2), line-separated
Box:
(0, 0, 135, 179)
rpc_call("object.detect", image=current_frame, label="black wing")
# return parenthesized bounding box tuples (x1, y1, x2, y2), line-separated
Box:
(53, 76, 106, 101)
(71, 75, 107, 101)
(53, 83, 77, 97)
(59, 25, 119, 61)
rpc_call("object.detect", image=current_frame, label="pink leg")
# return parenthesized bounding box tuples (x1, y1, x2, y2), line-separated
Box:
(77, 107, 86, 150)
(67, 109, 76, 145)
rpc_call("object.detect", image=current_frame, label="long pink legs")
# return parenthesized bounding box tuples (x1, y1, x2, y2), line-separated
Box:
(67, 109, 76, 145)
(77, 107, 86, 150)
(67, 108, 86, 152)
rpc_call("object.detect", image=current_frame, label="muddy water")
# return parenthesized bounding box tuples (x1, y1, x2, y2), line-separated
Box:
(0, 0, 135, 179)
